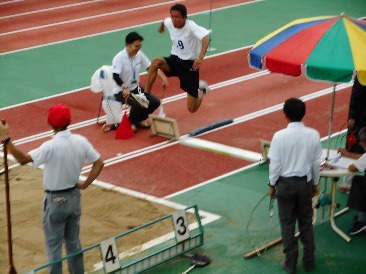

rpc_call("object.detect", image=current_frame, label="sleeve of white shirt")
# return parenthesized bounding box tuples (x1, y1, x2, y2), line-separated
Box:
(112, 52, 123, 75)
(354, 153, 366, 172)
(268, 135, 281, 186)
(189, 20, 210, 40)
(164, 17, 171, 27)
(311, 138, 322, 185)
(82, 137, 101, 163)
(28, 141, 53, 167)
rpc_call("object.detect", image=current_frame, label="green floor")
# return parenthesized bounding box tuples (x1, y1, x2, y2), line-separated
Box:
(161, 165, 365, 274)
(149, 136, 365, 274)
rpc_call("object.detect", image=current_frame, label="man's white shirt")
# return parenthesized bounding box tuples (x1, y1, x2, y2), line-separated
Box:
(354, 153, 366, 172)
(164, 17, 210, 60)
(268, 122, 322, 186)
(29, 130, 100, 191)
(112, 49, 151, 94)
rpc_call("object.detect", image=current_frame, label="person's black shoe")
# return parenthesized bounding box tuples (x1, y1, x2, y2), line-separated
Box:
(304, 265, 315, 272)
(281, 261, 296, 274)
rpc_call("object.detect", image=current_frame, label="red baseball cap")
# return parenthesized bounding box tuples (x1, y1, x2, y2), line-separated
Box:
(48, 103, 71, 127)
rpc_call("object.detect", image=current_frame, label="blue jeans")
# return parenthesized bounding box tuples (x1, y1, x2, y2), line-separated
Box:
(42, 188, 84, 274)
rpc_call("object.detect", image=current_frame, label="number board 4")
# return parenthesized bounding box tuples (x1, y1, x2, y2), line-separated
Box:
(100, 237, 121, 273)
(172, 209, 190, 243)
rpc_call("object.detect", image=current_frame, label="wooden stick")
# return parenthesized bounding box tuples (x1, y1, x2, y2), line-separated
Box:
(243, 232, 300, 259)
(182, 265, 195, 274)
(243, 237, 283, 259)
(4, 143, 18, 273)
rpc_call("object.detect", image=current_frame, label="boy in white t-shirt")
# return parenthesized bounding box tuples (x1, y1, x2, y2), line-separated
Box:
(144, 4, 210, 113)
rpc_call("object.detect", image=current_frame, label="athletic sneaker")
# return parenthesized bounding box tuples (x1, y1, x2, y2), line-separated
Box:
(131, 93, 149, 108)
(199, 80, 210, 95)
(130, 121, 150, 133)
(137, 121, 151, 128)
(348, 221, 366, 235)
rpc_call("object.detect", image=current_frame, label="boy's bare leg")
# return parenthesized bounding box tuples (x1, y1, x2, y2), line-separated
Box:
(187, 91, 203, 113)
(145, 57, 170, 93)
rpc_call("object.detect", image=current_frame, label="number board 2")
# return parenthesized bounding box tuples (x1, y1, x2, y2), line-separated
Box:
(172, 209, 190, 243)
(100, 237, 121, 273)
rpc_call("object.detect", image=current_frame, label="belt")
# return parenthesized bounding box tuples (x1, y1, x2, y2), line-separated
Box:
(45, 186, 77, 194)
(278, 176, 309, 183)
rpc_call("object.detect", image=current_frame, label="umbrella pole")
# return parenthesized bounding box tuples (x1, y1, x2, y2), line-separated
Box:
(207, 0, 216, 52)
(3, 143, 18, 274)
(326, 84, 336, 160)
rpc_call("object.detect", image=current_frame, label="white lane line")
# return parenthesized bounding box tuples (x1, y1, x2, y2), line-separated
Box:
(165, 162, 261, 199)
(0, 0, 102, 20)
(181, 138, 262, 162)
(0, 0, 23, 5)
(0, 0, 182, 37)
(0, 86, 89, 111)
(0, 163, 21, 174)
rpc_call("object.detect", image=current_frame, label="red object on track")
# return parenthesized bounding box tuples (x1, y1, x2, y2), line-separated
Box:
(115, 112, 134, 140)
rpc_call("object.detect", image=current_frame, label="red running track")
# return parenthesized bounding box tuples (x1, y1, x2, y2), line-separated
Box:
(0, 1, 352, 197)
(0, 0, 249, 53)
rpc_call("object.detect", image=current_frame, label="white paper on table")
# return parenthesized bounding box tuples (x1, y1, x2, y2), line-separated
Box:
(329, 154, 355, 169)
(321, 149, 355, 170)
(321, 149, 339, 161)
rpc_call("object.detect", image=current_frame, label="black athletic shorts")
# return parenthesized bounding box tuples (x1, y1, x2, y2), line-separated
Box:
(164, 55, 199, 98)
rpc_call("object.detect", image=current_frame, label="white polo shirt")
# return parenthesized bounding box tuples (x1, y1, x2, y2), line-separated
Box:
(268, 122, 322, 186)
(164, 17, 210, 60)
(112, 49, 151, 94)
(28, 130, 100, 191)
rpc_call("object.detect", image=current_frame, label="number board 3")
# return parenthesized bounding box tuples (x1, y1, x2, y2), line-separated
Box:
(100, 237, 121, 273)
(172, 209, 190, 243)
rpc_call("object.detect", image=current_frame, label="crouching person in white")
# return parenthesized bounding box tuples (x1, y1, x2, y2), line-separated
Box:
(91, 65, 124, 130)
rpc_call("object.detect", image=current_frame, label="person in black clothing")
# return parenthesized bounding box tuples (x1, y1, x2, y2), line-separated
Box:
(346, 75, 366, 153)
(338, 75, 366, 193)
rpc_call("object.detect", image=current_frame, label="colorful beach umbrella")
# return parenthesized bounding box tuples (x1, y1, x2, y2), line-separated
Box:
(248, 14, 366, 85)
(248, 14, 366, 158)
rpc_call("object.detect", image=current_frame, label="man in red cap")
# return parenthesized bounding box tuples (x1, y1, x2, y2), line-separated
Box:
(48, 102, 72, 127)
(0, 103, 104, 274)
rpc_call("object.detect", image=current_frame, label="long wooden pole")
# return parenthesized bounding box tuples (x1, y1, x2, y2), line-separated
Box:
(243, 237, 283, 259)
(325, 84, 336, 160)
(3, 143, 18, 274)
(243, 232, 300, 259)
